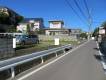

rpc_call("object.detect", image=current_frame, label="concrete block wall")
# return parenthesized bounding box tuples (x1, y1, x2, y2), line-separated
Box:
(38, 35, 78, 41)
(0, 38, 15, 59)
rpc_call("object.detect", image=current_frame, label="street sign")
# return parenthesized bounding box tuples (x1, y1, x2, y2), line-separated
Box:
(54, 38, 59, 45)
(13, 38, 16, 48)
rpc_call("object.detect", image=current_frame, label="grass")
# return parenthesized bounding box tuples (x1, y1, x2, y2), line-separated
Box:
(15, 40, 79, 57)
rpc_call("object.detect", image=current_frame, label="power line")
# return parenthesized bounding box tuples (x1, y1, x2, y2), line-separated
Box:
(83, 0, 93, 39)
(74, 0, 88, 22)
(83, 0, 93, 23)
(64, 0, 87, 24)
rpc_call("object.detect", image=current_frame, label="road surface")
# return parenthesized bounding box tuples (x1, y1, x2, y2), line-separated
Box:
(17, 40, 106, 80)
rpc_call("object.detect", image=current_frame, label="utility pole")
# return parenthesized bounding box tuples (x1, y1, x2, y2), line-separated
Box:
(87, 9, 92, 40)
(87, 18, 92, 40)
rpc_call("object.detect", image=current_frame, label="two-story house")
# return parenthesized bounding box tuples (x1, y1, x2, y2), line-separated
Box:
(45, 20, 71, 35)
(17, 18, 44, 33)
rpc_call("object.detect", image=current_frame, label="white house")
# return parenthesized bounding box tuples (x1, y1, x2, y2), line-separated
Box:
(17, 18, 44, 33)
(45, 20, 71, 35)
(49, 20, 64, 29)
(17, 23, 28, 33)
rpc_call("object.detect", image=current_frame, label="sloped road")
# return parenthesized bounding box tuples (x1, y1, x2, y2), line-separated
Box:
(18, 40, 106, 80)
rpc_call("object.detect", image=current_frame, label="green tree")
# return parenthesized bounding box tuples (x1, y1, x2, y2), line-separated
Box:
(27, 24, 30, 34)
(36, 29, 45, 34)
(0, 11, 9, 24)
(15, 16, 24, 25)
(80, 32, 87, 39)
(92, 27, 99, 37)
(0, 9, 23, 25)
(101, 21, 106, 29)
(0, 10, 24, 32)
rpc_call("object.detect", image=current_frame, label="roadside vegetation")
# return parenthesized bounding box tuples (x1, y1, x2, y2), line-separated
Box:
(15, 40, 79, 57)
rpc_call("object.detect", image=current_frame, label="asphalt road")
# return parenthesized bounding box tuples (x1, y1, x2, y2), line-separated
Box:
(17, 40, 106, 80)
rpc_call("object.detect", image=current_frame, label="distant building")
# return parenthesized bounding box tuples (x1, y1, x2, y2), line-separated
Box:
(45, 20, 69, 35)
(49, 20, 64, 29)
(17, 18, 44, 33)
(45, 28, 71, 35)
(45, 20, 81, 39)
(17, 23, 28, 33)
(70, 29, 81, 39)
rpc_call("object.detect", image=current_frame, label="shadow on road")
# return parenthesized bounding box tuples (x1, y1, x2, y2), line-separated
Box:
(94, 54, 102, 61)
(93, 47, 99, 51)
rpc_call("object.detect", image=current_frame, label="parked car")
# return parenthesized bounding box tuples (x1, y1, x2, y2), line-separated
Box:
(16, 35, 39, 45)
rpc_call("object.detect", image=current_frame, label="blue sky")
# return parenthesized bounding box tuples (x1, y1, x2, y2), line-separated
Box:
(0, 0, 106, 32)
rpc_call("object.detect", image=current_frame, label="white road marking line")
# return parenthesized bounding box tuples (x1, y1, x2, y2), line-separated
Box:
(96, 41, 106, 71)
(17, 40, 90, 80)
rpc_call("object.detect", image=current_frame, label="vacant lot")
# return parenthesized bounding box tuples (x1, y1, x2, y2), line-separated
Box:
(15, 40, 79, 57)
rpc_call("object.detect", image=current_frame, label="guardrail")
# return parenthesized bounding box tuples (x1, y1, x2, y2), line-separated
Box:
(0, 44, 72, 79)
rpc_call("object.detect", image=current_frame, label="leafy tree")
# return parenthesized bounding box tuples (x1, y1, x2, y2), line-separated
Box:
(101, 21, 106, 29)
(80, 32, 87, 39)
(0, 9, 24, 32)
(36, 29, 45, 34)
(0, 11, 9, 24)
(27, 24, 30, 33)
(92, 27, 99, 37)
(0, 9, 23, 25)
(15, 16, 24, 25)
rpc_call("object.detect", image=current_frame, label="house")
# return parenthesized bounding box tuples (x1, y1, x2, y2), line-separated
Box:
(45, 28, 71, 35)
(45, 20, 81, 39)
(17, 23, 28, 33)
(17, 18, 44, 33)
(70, 29, 81, 39)
(49, 20, 64, 29)
(45, 20, 71, 35)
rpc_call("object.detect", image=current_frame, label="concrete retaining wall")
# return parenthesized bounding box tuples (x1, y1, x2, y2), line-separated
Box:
(0, 37, 15, 59)
(38, 35, 78, 41)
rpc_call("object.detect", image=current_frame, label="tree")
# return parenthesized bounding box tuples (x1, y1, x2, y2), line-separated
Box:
(36, 29, 45, 34)
(80, 32, 87, 39)
(92, 27, 99, 37)
(0, 9, 24, 32)
(101, 21, 106, 29)
(27, 24, 30, 34)
(0, 9, 23, 25)
(15, 16, 24, 25)
(0, 11, 10, 24)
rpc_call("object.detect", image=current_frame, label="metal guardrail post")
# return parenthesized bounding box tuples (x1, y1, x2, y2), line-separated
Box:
(11, 67, 15, 78)
(63, 49, 66, 54)
(55, 52, 58, 57)
(41, 57, 44, 64)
